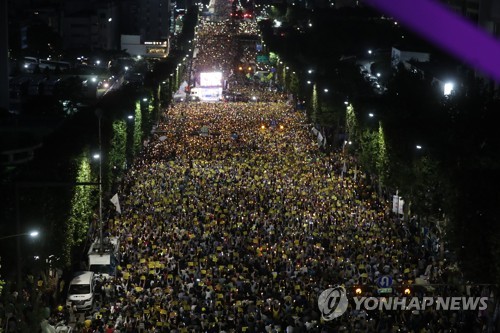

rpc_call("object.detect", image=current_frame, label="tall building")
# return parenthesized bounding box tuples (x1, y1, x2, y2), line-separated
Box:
(119, 0, 171, 58)
(139, 0, 170, 41)
(62, 0, 119, 50)
(441, 0, 500, 36)
(121, 0, 170, 41)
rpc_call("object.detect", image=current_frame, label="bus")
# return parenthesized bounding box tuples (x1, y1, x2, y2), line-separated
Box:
(38, 59, 71, 71)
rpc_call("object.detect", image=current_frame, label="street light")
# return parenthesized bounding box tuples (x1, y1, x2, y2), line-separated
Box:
(416, 145, 422, 150)
(308, 69, 313, 74)
(443, 82, 454, 96)
(95, 109, 104, 254)
(0, 230, 39, 241)
(127, 115, 134, 120)
(369, 113, 374, 117)
(368, 49, 372, 55)
(324, 88, 329, 93)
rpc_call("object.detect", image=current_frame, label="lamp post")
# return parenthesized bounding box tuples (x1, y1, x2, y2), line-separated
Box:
(1, 217, 40, 287)
(95, 109, 104, 254)
(0, 231, 39, 241)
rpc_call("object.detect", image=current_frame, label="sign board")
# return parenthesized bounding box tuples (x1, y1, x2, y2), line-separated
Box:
(392, 195, 404, 215)
(377, 275, 393, 288)
(256, 55, 269, 64)
(377, 288, 393, 294)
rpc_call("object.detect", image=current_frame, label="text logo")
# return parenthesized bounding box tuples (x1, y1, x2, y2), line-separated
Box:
(317, 286, 349, 321)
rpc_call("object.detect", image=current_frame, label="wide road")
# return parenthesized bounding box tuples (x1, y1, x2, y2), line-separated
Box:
(75, 14, 454, 333)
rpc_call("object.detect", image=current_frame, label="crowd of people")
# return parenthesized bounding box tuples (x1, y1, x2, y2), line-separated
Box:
(62, 11, 497, 333)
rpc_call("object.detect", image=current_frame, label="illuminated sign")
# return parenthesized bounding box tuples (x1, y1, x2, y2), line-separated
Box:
(200, 72, 222, 87)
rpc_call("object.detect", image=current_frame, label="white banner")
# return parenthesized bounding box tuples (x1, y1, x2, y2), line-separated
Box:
(110, 193, 121, 214)
(392, 195, 404, 215)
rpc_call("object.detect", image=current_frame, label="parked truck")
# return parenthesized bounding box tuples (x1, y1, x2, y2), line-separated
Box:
(87, 237, 120, 280)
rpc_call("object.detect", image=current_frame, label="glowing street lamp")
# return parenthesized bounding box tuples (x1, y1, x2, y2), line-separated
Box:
(369, 113, 374, 117)
(0, 230, 39, 240)
(416, 145, 422, 150)
(443, 82, 454, 96)
(324, 88, 329, 93)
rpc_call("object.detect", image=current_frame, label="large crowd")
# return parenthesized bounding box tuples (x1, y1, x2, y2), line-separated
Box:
(52, 11, 497, 333)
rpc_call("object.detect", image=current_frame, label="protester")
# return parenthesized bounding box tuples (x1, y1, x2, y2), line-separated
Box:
(63, 13, 492, 333)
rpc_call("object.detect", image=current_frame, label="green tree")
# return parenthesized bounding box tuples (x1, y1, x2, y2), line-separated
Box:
(66, 152, 95, 265)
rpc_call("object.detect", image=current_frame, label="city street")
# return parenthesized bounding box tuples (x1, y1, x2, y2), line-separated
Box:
(64, 13, 472, 333)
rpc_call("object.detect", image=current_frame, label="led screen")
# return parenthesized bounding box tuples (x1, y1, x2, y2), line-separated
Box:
(200, 72, 222, 87)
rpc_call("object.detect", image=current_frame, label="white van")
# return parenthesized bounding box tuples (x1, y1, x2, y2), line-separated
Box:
(66, 271, 95, 311)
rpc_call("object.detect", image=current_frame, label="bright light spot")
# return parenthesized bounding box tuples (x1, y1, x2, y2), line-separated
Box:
(143, 98, 148, 102)
(274, 20, 282, 28)
(324, 88, 328, 93)
(307, 80, 311, 84)
(368, 49, 372, 54)
(286, 66, 289, 70)
(261, 125, 265, 129)
(91, 77, 97, 82)
(137, 55, 142, 60)
(128, 115, 134, 119)
(394, 21, 398, 25)
(93, 154, 100, 159)
(34, 256, 40, 260)
(344, 101, 348, 105)
(348, 141, 352, 145)
(416, 145, 422, 150)
(376, 73, 381, 77)
(355, 288, 362, 295)
(280, 125, 284, 130)
(252, 96, 257, 100)
(124, 66, 129, 71)
(103, 82, 109, 88)
(30, 231, 39, 237)
(108, 17, 113, 22)
(96, 60, 101, 65)
(308, 69, 313, 74)
(404, 288, 411, 295)
(444, 82, 454, 96)
(24, 64, 29, 68)
(369, 113, 374, 117)
(308, 23, 312, 27)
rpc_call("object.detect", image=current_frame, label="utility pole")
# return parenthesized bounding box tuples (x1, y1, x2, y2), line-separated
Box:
(95, 109, 104, 254)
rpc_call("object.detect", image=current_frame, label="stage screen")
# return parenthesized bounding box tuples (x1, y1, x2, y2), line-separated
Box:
(191, 87, 222, 101)
(200, 72, 222, 87)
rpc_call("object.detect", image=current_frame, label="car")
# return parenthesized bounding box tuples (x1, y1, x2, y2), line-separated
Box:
(66, 271, 95, 311)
